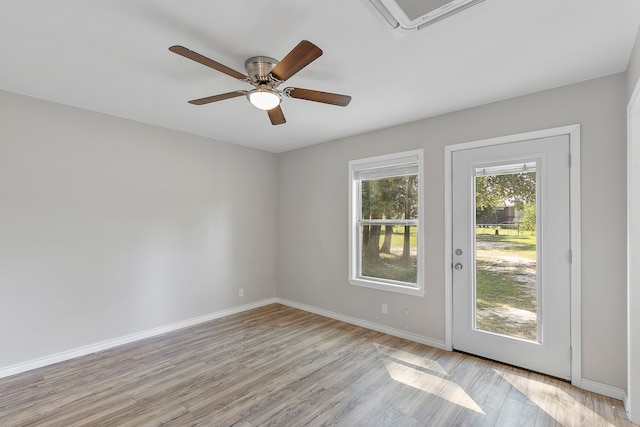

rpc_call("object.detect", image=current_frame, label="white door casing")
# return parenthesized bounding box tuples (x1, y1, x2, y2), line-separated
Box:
(444, 125, 582, 385)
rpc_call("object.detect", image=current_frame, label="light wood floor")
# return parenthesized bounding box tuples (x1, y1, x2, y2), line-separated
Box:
(0, 304, 634, 426)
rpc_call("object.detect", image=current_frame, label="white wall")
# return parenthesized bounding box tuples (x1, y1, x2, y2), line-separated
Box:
(626, 26, 640, 423)
(0, 90, 278, 370)
(628, 28, 640, 103)
(278, 73, 628, 389)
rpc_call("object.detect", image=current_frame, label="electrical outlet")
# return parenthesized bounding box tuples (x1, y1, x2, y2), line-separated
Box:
(239, 288, 244, 297)
(382, 304, 388, 315)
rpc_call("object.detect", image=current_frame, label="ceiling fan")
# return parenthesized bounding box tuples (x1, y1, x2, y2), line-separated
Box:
(169, 40, 352, 125)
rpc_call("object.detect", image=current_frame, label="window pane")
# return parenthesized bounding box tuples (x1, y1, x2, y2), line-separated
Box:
(360, 175, 418, 220)
(361, 225, 417, 284)
(474, 170, 538, 342)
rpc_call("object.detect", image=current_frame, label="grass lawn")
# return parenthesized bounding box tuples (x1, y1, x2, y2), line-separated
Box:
(362, 253, 417, 283)
(476, 231, 536, 246)
(476, 231, 536, 251)
(474, 231, 538, 340)
(475, 268, 535, 311)
(388, 226, 417, 251)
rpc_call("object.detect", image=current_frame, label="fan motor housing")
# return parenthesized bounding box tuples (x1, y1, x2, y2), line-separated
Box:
(245, 56, 278, 82)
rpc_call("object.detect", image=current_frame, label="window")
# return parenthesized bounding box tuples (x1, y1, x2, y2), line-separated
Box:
(348, 149, 424, 296)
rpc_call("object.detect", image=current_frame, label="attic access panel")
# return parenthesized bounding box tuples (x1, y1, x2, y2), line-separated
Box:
(370, 0, 484, 30)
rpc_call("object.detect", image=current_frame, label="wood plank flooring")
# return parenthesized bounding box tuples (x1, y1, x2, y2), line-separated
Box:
(0, 304, 634, 426)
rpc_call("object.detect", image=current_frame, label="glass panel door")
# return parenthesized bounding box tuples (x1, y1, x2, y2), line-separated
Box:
(452, 135, 571, 380)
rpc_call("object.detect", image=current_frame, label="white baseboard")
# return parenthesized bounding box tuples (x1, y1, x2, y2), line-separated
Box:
(624, 391, 630, 419)
(579, 378, 626, 401)
(276, 298, 447, 350)
(0, 298, 277, 379)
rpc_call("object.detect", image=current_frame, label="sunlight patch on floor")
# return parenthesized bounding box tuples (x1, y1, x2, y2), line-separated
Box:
(374, 343, 449, 377)
(375, 343, 485, 415)
(383, 360, 485, 414)
(495, 369, 615, 426)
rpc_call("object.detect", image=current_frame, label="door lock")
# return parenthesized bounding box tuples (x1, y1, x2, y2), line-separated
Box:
(454, 263, 463, 270)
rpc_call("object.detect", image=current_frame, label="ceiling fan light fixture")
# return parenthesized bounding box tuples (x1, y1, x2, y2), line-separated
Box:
(247, 88, 281, 111)
(170, 41, 350, 125)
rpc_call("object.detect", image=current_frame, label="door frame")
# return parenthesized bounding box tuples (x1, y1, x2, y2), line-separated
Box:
(444, 124, 582, 386)
(626, 77, 640, 421)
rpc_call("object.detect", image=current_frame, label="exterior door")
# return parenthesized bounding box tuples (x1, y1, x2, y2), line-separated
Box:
(452, 135, 571, 380)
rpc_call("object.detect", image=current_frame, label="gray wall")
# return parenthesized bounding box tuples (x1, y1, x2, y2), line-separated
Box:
(0, 90, 278, 369)
(278, 73, 628, 389)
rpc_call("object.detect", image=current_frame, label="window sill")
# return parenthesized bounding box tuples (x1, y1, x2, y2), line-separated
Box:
(348, 278, 425, 297)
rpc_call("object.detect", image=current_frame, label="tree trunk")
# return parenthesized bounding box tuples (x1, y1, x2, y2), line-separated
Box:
(402, 225, 411, 261)
(381, 226, 393, 254)
(402, 177, 413, 261)
(362, 225, 370, 250)
(365, 225, 382, 263)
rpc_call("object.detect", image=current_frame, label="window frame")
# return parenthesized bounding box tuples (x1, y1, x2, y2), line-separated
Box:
(348, 149, 425, 296)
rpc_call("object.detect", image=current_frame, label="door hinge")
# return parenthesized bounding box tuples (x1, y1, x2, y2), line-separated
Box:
(568, 249, 572, 264)
(568, 153, 572, 168)
(569, 346, 573, 360)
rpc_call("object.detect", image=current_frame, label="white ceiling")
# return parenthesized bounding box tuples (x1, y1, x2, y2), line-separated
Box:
(1, 0, 639, 153)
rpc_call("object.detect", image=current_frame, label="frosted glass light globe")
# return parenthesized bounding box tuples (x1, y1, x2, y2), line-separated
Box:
(248, 89, 281, 110)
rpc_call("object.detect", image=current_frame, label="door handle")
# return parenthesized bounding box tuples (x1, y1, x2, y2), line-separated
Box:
(454, 263, 463, 270)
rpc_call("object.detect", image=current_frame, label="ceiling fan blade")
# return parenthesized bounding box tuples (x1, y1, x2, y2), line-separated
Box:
(188, 91, 246, 105)
(267, 105, 286, 125)
(270, 40, 323, 82)
(169, 45, 248, 81)
(285, 87, 351, 107)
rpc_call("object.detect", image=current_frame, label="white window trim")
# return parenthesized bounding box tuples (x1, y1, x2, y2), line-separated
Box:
(348, 149, 425, 297)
